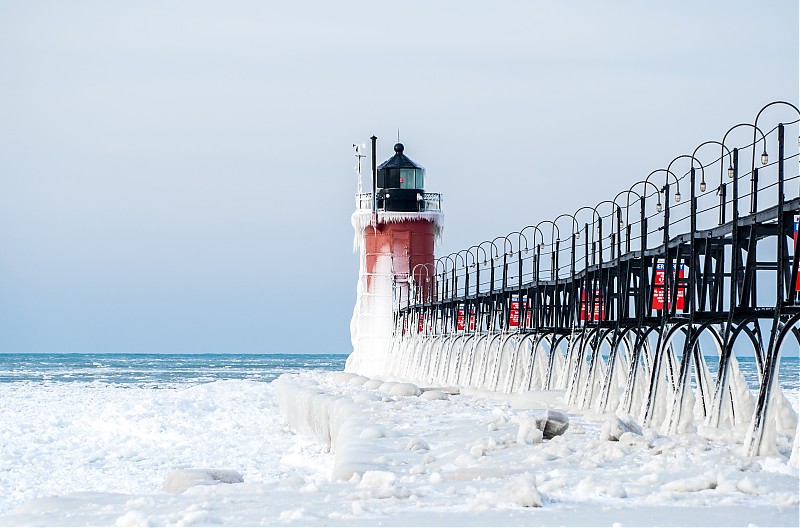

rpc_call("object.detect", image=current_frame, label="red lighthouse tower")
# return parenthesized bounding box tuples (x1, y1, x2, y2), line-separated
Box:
(347, 140, 443, 377)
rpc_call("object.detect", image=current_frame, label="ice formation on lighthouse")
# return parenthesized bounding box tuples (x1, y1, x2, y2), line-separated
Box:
(347, 208, 443, 378)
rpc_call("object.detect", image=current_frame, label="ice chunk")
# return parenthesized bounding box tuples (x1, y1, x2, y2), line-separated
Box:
(362, 379, 384, 390)
(327, 372, 358, 384)
(359, 426, 388, 439)
(389, 383, 421, 397)
(378, 381, 398, 393)
(601, 412, 643, 441)
(404, 438, 430, 451)
(162, 469, 243, 493)
(359, 470, 396, 489)
(348, 375, 370, 387)
(502, 475, 543, 507)
(420, 390, 449, 401)
(661, 473, 718, 493)
(517, 416, 544, 445)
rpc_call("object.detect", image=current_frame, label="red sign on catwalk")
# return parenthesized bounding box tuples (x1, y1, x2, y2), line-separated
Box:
(509, 294, 521, 328)
(456, 304, 466, 332)
(418, 313, 424, 333)
(580, 282, 605, 321)
(652, 259, 686, 311)
(794, 215, 799, 291)
(469, 305, 476, 331)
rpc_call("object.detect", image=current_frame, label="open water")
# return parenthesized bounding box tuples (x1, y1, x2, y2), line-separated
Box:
(0, 353, 348, 386)
(0, 353, 796, 396)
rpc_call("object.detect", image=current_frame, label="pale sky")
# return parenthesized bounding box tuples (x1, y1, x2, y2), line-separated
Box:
(0, 1, 797, 353)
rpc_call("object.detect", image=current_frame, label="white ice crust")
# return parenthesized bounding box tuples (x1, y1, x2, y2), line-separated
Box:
(267, 370, 799, 526)
(347, 209, 444, 378)
(0, 374, 796, 526)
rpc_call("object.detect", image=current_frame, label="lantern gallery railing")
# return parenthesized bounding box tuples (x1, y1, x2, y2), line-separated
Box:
(388, 101, 800, 458)
(355, 192, 442, 213)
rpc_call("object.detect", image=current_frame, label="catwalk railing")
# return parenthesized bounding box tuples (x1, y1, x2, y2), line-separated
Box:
(388, 101, 800, 457)
(355, 192, 442, 212)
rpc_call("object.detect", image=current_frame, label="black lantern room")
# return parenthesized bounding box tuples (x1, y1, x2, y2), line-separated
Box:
(375, 143, 426, 212)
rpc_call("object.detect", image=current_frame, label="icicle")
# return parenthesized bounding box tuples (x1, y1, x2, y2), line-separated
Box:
(503, 336, 520, 393)
(729, 356, 755, 426)
(774, 385, 799, 433)
(463, 335, 478, 386)
(693, 352, 714, 421)
(525, 339, 540, 391)
(550, 342, 568, 389)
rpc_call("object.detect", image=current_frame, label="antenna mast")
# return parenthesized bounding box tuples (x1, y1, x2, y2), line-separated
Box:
(353, 142, 366, 193)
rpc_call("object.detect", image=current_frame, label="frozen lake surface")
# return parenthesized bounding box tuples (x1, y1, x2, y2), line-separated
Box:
(0, 353, 796, 526)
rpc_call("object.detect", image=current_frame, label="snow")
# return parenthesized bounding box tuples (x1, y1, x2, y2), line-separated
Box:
(162, 469, 244, 493)
(0, 373, 797, 527)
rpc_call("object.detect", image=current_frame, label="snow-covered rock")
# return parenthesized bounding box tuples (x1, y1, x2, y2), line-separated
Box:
(536, 410, 570, 439)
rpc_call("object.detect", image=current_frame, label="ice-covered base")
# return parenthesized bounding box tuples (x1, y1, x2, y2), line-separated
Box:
(347, 208, 444, 379)
(0, 376, 797, 526)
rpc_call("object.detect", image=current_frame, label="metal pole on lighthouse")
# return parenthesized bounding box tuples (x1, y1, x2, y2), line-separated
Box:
(371, 135, 378, 226)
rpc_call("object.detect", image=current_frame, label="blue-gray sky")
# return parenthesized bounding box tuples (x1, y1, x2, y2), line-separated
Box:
(0, 1, 797, 353)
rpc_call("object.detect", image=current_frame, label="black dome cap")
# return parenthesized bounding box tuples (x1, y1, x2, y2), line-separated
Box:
(378, 143, 424, 170)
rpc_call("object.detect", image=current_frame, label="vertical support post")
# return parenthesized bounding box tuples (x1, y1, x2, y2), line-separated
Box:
(597, 216, 604, 322)
(553, 239, 560, 281)
(663, 182, 670, 248)
(598, 216, 604, 270)
(626, 224, 631, 253)
(731, 148, 740, 308)
(464, 263, 471, 299)
(371, 135, 378, 216)
(776, 124, 785, 303)
(518, 250, 524, 332)
(640, 196, 648, 319)
(476, 260, 481, 297)
(452, 265, 457, 300)
(489, 256, 495, 295)
(570, 234, 576, 325)
(502, 254, 508, 291)
(690, 167, 697, 313)
(584, 223, 589, 328)
(534, 247, 540, 330)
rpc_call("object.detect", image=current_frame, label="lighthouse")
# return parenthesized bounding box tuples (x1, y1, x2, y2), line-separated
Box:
(347, 140, 443, 377)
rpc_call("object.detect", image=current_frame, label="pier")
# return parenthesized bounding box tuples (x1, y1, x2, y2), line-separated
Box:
(379, 101, 800, 457)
